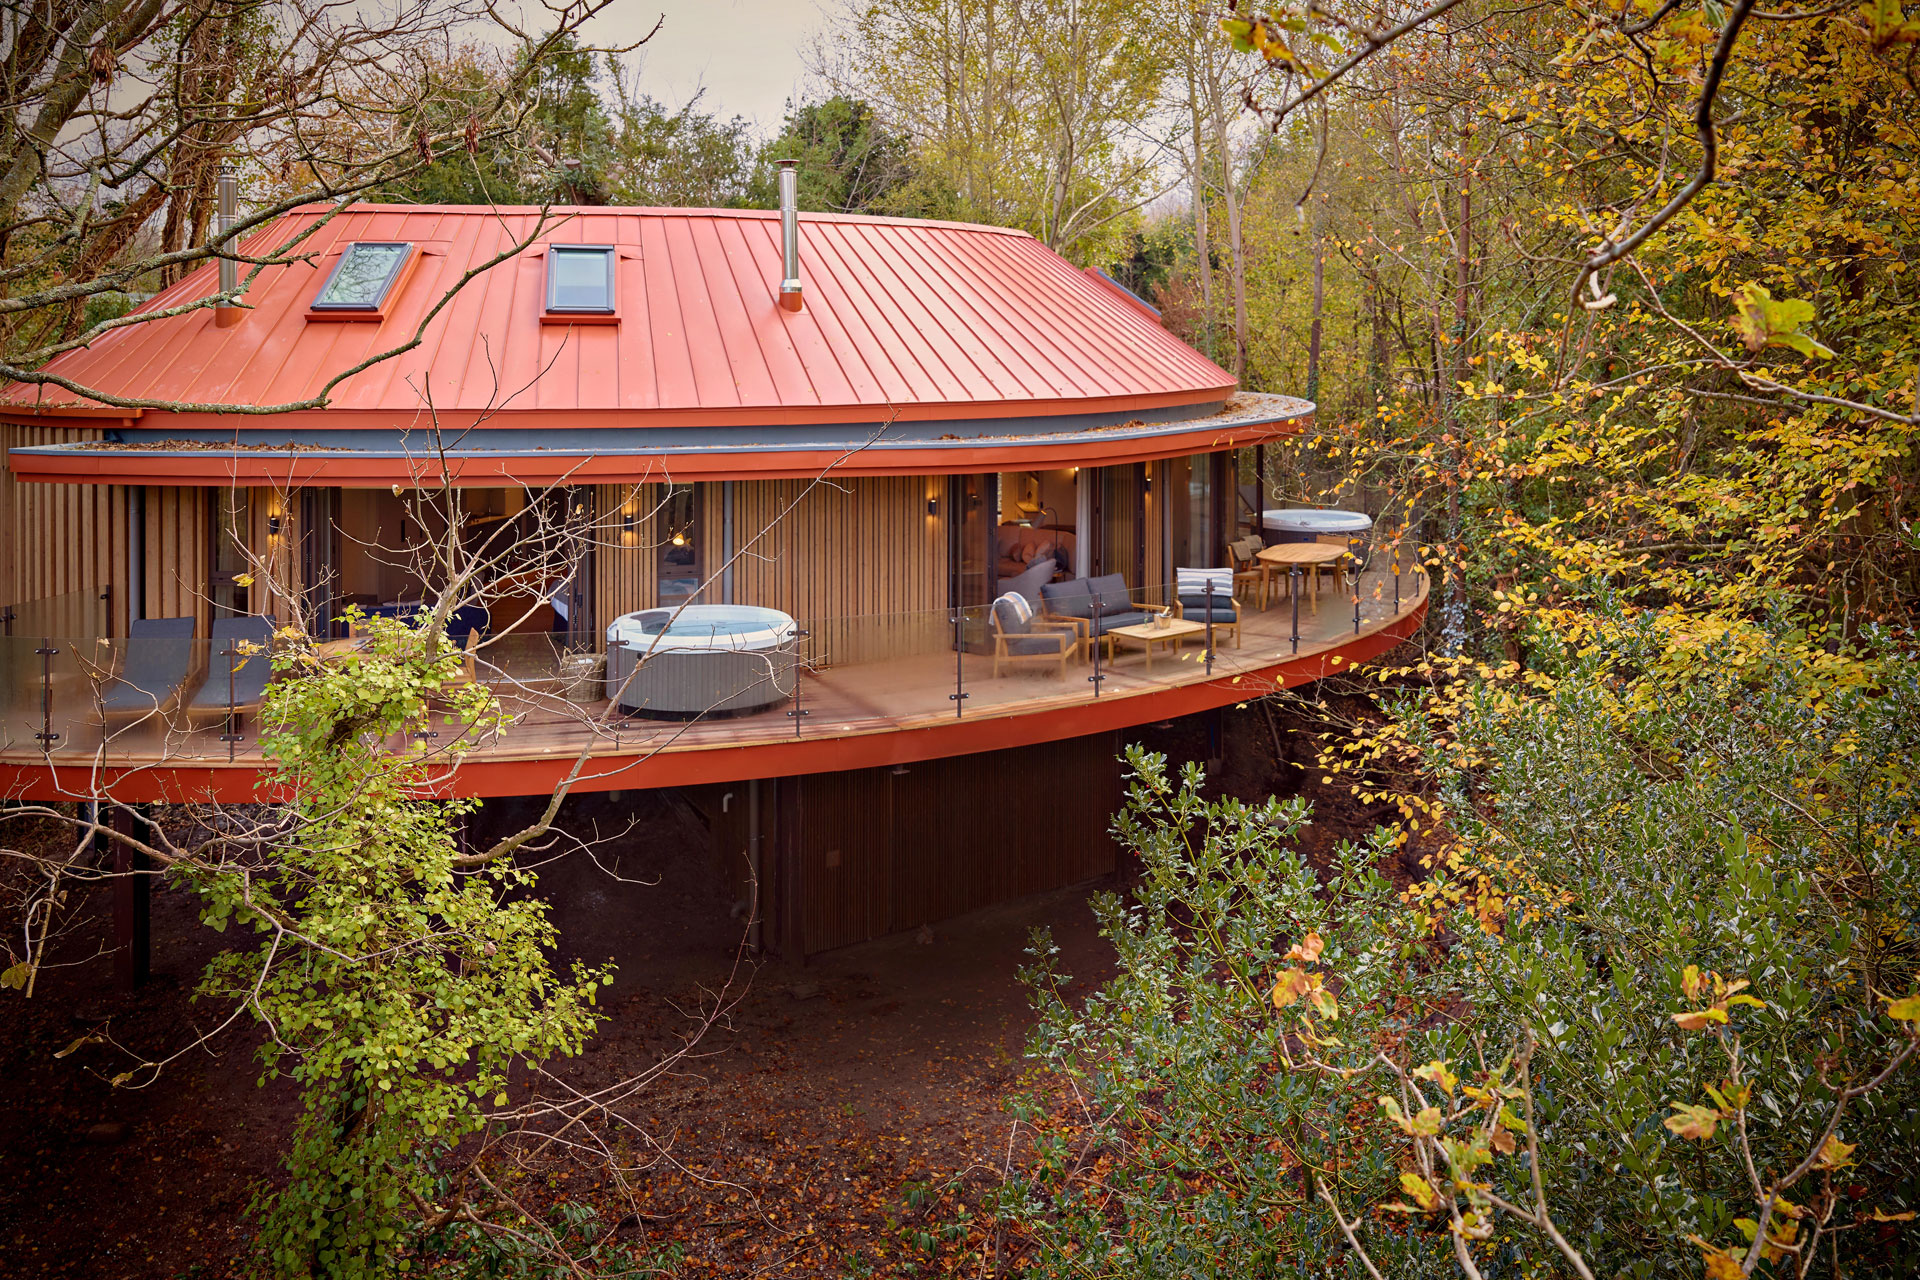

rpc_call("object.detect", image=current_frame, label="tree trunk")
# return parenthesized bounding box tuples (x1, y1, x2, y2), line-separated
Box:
(1305, 194, 1325, 404)
(1187, 77, 1213, 354)
(1440, 37, 1475, 655)
(1210, 88, 1249, 384)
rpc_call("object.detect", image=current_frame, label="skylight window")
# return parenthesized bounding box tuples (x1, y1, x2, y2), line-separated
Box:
(311, 242, 414, 310)
(547, 245, 616, 313)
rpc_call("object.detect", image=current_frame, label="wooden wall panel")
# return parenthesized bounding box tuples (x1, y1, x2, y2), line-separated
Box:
(784, 731, 1123, 956)
(728, 475, 948, 666)
(1, 423, 128, 635)
(593, 483, 659, 647)
(143, 486, 210, 633)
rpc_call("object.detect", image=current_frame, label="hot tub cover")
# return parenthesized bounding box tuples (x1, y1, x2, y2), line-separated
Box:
(1262, 508, 1373, 535)
(606, 604, 797, 654)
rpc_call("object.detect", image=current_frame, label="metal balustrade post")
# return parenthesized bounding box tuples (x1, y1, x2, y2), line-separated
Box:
(1088, 592, 1104, 696)
(35, 639, 58, 747)
(1203, 581, 1215, 676)
(1290, 571, 1305, 656)
(950, 608, 968, 718)
(1350, 535, 1363, 635)
(788, 629, 811, 736)
(219, 645, 242, 761)
(1395, 551, 1402, 613)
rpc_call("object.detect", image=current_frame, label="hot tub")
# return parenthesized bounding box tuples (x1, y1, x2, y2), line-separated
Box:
(604, 605, 799, 718)
(1261, 508, 1375, 565)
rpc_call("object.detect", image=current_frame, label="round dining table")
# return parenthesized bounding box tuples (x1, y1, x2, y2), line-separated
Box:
(1254, 541, 1348, 613)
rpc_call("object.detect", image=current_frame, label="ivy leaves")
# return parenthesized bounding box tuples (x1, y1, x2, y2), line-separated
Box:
(191, 610, 610, 1278)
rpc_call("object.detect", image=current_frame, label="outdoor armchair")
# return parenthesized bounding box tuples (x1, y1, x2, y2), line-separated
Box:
(1172, 568, 1241, 649)
(990, 593, 1078, 677)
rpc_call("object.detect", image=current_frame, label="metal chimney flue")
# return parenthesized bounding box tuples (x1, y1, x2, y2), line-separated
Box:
(776, 159, 802, 313)
(214, 165, 241, 328)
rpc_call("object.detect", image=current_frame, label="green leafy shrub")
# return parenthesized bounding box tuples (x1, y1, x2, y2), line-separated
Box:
(194, 611, 609, 1278)
(1000, 629, 1919, 1277)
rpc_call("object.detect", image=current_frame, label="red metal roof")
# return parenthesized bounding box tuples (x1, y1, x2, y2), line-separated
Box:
(5, 205, 1234, 429)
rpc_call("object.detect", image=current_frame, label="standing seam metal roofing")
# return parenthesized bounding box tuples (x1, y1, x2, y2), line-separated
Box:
(6, 206, 1236, 427)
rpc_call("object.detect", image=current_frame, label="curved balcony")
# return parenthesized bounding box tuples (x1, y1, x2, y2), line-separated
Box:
(0, 568, 1428, 803)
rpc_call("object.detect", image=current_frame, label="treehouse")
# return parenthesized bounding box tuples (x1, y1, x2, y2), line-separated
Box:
(1, 174, 1427, 955)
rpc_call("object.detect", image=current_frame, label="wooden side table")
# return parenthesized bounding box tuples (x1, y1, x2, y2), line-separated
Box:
(1105, 618, 1206, 672)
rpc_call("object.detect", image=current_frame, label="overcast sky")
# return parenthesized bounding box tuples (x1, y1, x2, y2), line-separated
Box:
(580, 1, 829, 135)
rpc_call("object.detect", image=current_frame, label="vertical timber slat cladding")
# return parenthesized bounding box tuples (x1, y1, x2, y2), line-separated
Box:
(593, 483, 659, 647)
(143, 486, 211, 634)
(727, 476, 947, 667)
(1, 422, 129, 635)
(789, 732, 1123, 955)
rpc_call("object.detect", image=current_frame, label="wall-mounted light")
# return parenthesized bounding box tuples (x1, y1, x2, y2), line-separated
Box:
(267, 514, 283, 536)
(671, 531, 687, 547)
(622, 507, 636, 533)
(926, 496, 939, 516)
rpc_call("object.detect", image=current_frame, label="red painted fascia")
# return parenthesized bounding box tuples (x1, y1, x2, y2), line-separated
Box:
(5, 418, 1306, 488)
(0, 385, 1232, 434)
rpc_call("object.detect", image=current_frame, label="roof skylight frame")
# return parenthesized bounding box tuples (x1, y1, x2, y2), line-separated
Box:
(545, 244, 617, 315)
(310, 241, 417, 311)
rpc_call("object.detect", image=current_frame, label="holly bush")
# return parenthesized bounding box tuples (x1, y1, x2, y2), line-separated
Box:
(1001, 625, 1919, 1278)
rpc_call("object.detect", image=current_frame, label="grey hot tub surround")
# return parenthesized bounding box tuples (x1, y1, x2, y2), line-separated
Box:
(604, 605, 799, 718)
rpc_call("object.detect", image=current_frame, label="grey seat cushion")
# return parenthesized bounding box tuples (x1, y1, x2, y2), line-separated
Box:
(1178, 595, 1237, 621)
(999, 556, 1057, 606)
(1087, 610, 1152, 636)
(991, 596, 1032, 636)
(1088, 574, 1133, 615)
(1004, 634, 1069, 656)
(1040, 578, 1095, 620)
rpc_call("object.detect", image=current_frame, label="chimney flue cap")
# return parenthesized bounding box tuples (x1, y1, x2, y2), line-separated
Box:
(776, 159, 802, 313)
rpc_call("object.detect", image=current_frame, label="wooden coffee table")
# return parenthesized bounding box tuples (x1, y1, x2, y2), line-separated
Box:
(1105, 618, 1206, 672)
(1255, 542, 1349, 612)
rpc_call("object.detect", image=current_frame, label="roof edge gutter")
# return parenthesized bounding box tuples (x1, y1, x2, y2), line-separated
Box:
(776, 159, 803, 313)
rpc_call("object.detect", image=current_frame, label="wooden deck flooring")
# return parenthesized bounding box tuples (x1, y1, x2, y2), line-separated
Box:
(2, 572, 1428, 787)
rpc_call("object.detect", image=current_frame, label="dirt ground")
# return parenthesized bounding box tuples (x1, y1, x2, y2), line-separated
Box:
(0, 700, 1410, 1279)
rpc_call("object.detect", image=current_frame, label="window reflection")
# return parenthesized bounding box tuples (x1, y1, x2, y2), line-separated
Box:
(658, 484, 699, 605)
(312, 242, 413, 309)
(547, 245, 615, 313)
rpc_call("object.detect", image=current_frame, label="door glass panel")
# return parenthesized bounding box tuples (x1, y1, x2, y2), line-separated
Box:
(658, 485, 700, 606)
(1096, 464, 1145, 586)
(1167, 454, 1218, 570)
(210, 489, 250, 618)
